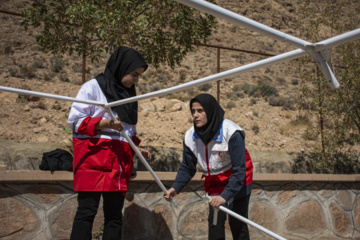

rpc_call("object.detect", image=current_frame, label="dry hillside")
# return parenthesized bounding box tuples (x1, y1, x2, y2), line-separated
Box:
(0, 0, 359, 154)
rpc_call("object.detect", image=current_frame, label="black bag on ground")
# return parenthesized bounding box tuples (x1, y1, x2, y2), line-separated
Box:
(39, 148, 73, 171)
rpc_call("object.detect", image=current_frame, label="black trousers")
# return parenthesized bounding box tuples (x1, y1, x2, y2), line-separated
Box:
(70, 191, 125, 240)
(208, 194, 251, 240)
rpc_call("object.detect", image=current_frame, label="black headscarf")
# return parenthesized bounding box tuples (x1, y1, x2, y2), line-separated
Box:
(96, 46, 148, 125)
(190, 93, 225, 145)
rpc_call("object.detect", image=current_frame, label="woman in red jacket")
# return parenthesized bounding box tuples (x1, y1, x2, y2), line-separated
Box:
(68, 46, 151, 240)
(165, 93, 253, 240)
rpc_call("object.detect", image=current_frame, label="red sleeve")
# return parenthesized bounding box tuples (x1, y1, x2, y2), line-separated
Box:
(130, 135, 141, 156)
(132, 135, 141, 146)
(77, 116, 102, 136)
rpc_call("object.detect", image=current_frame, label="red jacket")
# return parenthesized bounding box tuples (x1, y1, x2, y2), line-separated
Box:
(68, 79, 139, 192)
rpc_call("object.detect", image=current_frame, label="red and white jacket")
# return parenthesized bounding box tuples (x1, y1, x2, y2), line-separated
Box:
(172, 119, 253, 201)
(68, 79, 139, 192)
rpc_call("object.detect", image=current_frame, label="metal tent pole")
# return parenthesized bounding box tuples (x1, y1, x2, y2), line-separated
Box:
(205, 195, 287, 240)
(0, 86, 176, 206)
(172, 1, 360, 88)
(104, 108, 177, 207)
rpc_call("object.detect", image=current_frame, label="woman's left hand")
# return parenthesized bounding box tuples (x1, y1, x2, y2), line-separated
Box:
(209, 196, 226, 209)
(138, 147, 151, 161)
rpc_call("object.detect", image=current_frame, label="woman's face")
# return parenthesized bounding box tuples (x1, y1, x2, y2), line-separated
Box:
(191, 101, 208, 128)
(121, 67, 145, 88)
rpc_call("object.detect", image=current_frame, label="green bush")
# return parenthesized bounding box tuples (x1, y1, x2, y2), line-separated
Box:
(292, 151, 360, 174)
(240, 82, 279, 99)
(249, 82, 279, 98)
(50, 56, 64, 73)
(268, 96, 296, 110)
(20, 65, 36, 78)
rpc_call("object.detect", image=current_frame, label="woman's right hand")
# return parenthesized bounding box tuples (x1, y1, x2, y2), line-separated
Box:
(164, 188, 177, 202)
(95, 117, 124, 131)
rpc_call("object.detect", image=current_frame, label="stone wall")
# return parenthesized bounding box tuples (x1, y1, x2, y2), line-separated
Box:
(0, 171, 359, 240)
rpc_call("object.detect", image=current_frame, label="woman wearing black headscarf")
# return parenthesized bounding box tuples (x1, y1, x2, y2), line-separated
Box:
(68, 46, 151, 240)
(165, 93, 253, 240)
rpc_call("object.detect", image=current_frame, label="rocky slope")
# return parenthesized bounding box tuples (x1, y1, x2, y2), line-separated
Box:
(0, 0, 358, 157)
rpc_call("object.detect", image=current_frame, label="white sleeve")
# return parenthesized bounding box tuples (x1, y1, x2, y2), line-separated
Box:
(67, 79, 106, 132)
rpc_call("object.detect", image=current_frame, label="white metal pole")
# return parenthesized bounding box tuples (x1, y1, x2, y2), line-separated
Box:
(104, 108, 177, 207)
(171, 1, 358, 89)
(0, 86, 105, 107)
(205, 195, 287, 240)
(0, 86, 177, 206)
(174, 0, 311, 49)
(104, 29, 360, 108)
(106, 49, 306, 108)
(314, 28, 360, 52)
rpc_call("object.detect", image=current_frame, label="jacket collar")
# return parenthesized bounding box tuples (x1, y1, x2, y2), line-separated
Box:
(193, 120, 223, 143)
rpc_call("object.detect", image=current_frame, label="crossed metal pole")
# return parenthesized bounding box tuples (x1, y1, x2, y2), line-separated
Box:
(1, 1, 360, 239)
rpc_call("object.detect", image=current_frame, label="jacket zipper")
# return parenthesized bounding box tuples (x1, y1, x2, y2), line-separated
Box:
(205, 144, 211, 176)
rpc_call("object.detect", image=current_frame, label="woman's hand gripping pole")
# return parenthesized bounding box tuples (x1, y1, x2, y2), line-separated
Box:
(105, 107, 178, 208)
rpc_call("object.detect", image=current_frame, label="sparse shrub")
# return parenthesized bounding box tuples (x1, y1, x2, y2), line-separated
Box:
(179, 70, 186, 82)
(36, 101, 47, 110)
(156, 74, 167, 83)
(59, 74, 70, 82)
(290, 115, 311, 126)
(252, 124, 260, 134)
(4, 45, 13, 54)
(250, 89, 262, 98)
(167, 89, 200, 102)
(226, 101, 236, 109)
(265, 67, 272, 73)
(198, 83, 212, 92)
(240, 83, 251, 94)
(92, 225, 104, 240)
(30, 101, 47, 109)
(302, 127, 318, 140)
(227, 91, 244, 99)
(149, 83, 161, 92)
(167, 92, 187, 101)
(187, 88, 200, 99)
(73, 78, 83, 85)
(292, 151, 360, 174)
(249, 98, 257, 105)
(137, 83, 148, 94)
(32, 59, 44, 68)
(9, 67, 18, 77)
(240, 82, 279, 99)
(44, 71, 55, 81)
(20, 65, 36, 78)
(50, 56, 64, 73)
(52, 104, 61, 110)
(233, 84, 242, 92)
(226, 84, 245, 99)
(249, 82, 279, 98)
(72, 64, 82, 73)
(230, 26, 237, 33)
(268, 96, 295, 110)
(291, 79, 299, 85)
(62, 126, 72, 134)
(144, 69, 156, 79)
(276, 77, 286, 85)
(16, 95, 29, 104)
